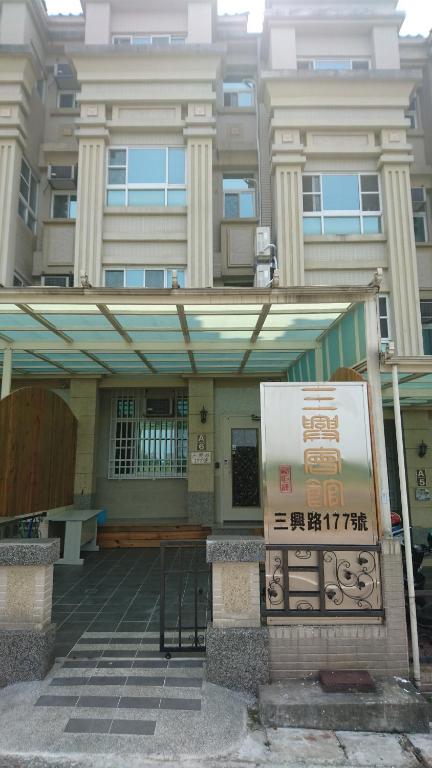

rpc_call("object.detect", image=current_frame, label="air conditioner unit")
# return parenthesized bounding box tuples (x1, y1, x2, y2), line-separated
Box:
(255, 226, 271, 258)
(254, 263, 271, 288)
(48, 165, 78, 190)
(55, 62, 78, 89)
(145, 395, 173, 417)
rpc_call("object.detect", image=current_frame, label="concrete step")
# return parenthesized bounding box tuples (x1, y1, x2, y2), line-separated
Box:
(259, 677, 430, 733)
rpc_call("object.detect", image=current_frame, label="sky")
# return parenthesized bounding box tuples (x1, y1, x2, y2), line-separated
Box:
(45, 0, 432, 37)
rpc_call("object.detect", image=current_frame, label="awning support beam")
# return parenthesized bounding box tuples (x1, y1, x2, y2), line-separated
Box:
(1, 348, 12, 399)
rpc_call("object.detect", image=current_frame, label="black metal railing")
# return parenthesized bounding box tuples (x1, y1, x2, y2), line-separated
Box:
(0, 513, 44, 541)
(159, 540, 212, 653)
(263, 544, 384, 619)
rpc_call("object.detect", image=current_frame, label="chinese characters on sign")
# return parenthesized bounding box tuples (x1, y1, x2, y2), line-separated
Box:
(261, 382, 377, 546)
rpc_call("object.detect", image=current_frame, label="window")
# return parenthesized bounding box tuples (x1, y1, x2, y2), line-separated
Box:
(298, 59, 370, 71)
(36, 79, 46, 101)
(421, 300, 432, 355)
(55, 62, 74, 78)
(378, 295, 391, 341)
(52, 193, 77, 219)
(223, 176, 256, 218)
(112, 34, 186, 46)
(411, 187, 428, 243)
(107, 147, 186, 207)
(223, 80, 255, 107)
(58, 91, 77, 109)
(109, 389, 188, 479)
(41, 274, 73, 287)
(18, 159, 38, 233)
(104, 268, 185, 289)
(405, 94, 418, 130)
(302, 174, 381, 235)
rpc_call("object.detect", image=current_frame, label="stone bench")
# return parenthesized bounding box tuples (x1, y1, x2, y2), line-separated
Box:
(47, 508, 102, 565)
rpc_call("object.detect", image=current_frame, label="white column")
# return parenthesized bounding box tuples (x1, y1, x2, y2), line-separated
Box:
(74, 130, 108, 287)
(274, 163, 305, 286)
(380, 161, 423, 356)
(365, 298, 392, 536)
(0, 138, 22, 287)
(392, 363, 421, 688)
(1, 348, 12, 399)
(185, 128, 214, 288)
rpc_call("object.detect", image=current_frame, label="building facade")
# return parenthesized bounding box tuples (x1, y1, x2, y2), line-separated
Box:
(0, 0, 431, 542)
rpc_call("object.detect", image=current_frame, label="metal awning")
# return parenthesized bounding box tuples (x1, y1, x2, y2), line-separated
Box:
(380, 356, 432, 406)
(0, 287, 367, 377)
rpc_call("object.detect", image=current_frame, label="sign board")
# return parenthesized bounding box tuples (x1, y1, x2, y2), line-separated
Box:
(197, 434, 207, 451)
(191, 452, 212, 465)
(261, 382, 377, 546)
(417, 469, 427, 488)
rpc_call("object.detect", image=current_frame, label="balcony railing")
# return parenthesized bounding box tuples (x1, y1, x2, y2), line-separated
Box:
(263, 544, 383, 619)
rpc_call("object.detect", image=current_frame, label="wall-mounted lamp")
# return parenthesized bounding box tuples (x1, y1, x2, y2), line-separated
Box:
(200, 405, 208, 424)
(418, 441, 428, 458)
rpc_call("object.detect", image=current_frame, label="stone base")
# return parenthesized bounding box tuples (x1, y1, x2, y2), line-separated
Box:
(187, 491, 214, 526)
(0, 624, 56, 688)
(205, 624, 269, 695)
(259, 677, 430, 733)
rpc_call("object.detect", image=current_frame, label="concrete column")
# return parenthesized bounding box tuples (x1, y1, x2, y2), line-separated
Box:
(0, 539, 59, 686)
(74, 130, 108, 287)
(365, 298, 392, 537)
(272, 134, 306, 287)
(69, 379, 99, 509)
(187, 378, 214, 524)
(205, 536, 269, 694)
(185, 116, 215, 288)
(0, 138, 23, 287)
(1, 348, 12, 399)
(380, 159, 423, 355)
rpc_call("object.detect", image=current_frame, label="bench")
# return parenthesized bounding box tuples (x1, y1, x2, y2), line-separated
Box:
(47, 508, 102, 565)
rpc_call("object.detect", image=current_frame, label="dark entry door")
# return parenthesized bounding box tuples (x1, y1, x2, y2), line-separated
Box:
(222, 416, 262, 521)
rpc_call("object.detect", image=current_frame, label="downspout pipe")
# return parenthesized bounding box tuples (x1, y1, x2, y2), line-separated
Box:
(392, 363, 421, 689)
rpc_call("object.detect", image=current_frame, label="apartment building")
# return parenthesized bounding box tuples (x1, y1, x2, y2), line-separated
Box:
(0, 0, 431, 542)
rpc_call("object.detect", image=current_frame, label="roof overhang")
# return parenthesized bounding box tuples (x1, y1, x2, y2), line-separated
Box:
(0, 286, 376, 378)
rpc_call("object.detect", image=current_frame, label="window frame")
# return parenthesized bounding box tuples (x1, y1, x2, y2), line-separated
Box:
(51, 192, 77, 220)
(112, 34, 186, 46)
(405, 93, 419, 130)
(378, 294, 391, 342)
(108, 389, 188, 479)
(223, 175, 257, 219)
(411, 186, 429, 243)
(104, 267, 186, 289)
(298, 58, 370, 71)
(106, 146, 187, 208)
(223, 79, 255, 108)
(57, 91, 77, 109)
(302, 172, 382, 236)
(18, 158, 38, 233)
(41, 274, 73, 287)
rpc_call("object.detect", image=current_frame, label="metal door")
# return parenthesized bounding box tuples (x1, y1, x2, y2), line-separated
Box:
(222, 416, 263, 521)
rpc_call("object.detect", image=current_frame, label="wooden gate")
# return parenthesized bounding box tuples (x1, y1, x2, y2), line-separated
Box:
(0, 387, 77, 518)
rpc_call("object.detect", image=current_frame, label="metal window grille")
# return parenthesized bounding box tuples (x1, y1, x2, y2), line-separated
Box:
(108, 389, 188, 479)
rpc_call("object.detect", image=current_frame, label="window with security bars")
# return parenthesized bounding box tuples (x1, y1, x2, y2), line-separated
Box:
(109, 390, 188, 479)
(421, 300, 432, 355)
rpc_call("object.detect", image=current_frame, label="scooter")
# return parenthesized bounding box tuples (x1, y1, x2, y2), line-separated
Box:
(391, 512, 426, 591)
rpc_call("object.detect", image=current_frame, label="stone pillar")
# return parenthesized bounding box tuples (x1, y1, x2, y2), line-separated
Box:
(185, 108, 215, 288)
(379, 146, 423, 356)
(205, 536, 269, 695)
(69, 379, 99, 509)
(0, 539, 59, 686)
(74, 125, 108, 287)
(272, 133, 306, 286)
(187, 378, 214, 525)
(0, 136, 23, 287)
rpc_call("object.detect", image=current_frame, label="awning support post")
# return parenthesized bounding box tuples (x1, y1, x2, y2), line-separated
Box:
(392, 363, 421, 689)
(1, 348, 12, 399)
